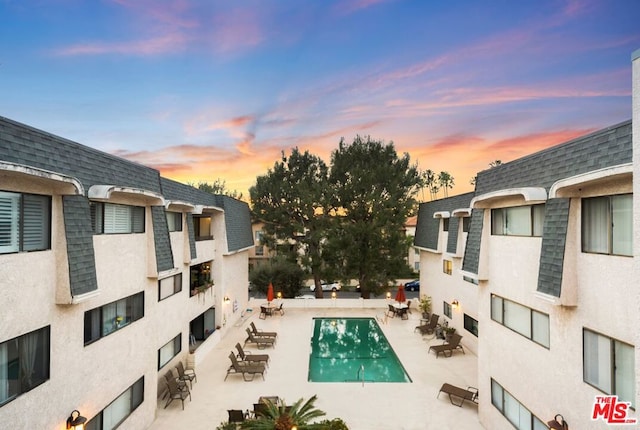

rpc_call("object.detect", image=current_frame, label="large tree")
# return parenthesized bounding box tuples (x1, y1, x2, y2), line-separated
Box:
(250, 148, 334, 297)
(328, 136, 422, 298)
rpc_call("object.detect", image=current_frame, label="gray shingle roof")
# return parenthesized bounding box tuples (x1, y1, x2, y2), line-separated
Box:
(62, 195, 98, 296)
(537, 198, 570, 297)
(461, 209, 484, 275)
(214, 195, 254, 252)
(414, 192, 474, 251)
(151, 206, 175, 272)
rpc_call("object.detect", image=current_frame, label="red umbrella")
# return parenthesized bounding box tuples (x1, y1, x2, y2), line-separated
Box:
(267, 282, 274, 302)
(395, 284, 406, 303)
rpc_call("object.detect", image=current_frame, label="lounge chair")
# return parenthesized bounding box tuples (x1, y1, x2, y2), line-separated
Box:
(415, 313, 439, 337)
(437, 383, 478, 407)
(164, 376, 191, 409)
(253, 402, 269, 418)
(250, 321, 278, 338)
(244, 328, 276, 349)
(227, 409, 246, 423)
(428, 333, 465, 358)
(275, 303, 285, 316)
(175, 361, 197, 388)
(236, 342, 270, 367)
(225, 352, 266, 381)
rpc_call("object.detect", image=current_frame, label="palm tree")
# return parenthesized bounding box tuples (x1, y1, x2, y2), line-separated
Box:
(241, 395, 327, 430)
(424, 169, 439, 201)
(437, 171, 454, 198)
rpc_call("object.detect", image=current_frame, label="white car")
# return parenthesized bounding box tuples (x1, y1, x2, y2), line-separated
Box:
(309, 282, 341, 292)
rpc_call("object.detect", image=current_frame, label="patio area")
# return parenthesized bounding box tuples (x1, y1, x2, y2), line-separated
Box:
(150, 303, 482, 430)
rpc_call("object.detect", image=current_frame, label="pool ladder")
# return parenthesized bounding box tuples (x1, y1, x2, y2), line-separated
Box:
(357, 364, 365, 387)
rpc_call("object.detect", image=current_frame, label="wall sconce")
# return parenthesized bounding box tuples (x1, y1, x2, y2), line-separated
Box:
(277, 291, 282, 299)
(451, 299, 459, 309)
(386, 291, 391, 300)
(66, 410, 87, 430)
(547, 414, 568, 430)
(223, 295, 230, 303)
(331, 291, 337, 300)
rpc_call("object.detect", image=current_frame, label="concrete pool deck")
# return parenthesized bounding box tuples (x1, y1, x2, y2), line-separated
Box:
(150, 305, 482, 430)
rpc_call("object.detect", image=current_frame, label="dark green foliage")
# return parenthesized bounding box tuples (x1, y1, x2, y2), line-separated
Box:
(250, 148, 334, 297)
(316, 418, 350, 430)
(328, 136, 422, 298)
(249, 258, 305, 298)
(240, 395, 327, 430)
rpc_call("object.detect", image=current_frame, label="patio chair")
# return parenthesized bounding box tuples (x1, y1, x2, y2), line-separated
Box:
(259, 305, 273, 319)
(175, 361, 197, 388)
(386, 304, 397, 318)
(225, 352, 267, 381)
(250, 321, 278, 338)
(437, 383, 479, 407)
(275, 303, 285, 316)
(227, 409, 246, 423)
(415, 313, 439, 337)
(406, 300, 412, 314)
(428, 333, 465, 358)
(164, 370, 187, 391)
(236, 342, 270, 367)
(244, 328, 276, 349)
(164, 376, 191, 409)
(397, 307, 409, 320)
(253, 402, 269, 418)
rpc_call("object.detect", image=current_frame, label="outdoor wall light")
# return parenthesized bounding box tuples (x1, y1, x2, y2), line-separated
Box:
(277, 291, 282, 299)
(547, 414, 568, 430)
(451, 299, 459, 309)
(386, 291, 391, 300)
(223, 295, 230, 303)
(66, 410, 87, 430)
(331, 291, 337, 299)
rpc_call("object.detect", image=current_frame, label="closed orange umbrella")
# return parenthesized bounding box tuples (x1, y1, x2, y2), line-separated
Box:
(395, 284, 406, 303)
(267, 282, 274, 302)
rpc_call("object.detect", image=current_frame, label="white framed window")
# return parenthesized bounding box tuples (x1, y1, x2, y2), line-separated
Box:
(158, 273, 182, 301)
(491, 204, 544, 237)
(0, 191, 51, 254)
(491, 379, 547, 430)
(194, 215, 212, 240)
(491, 295, 549, 348)
(442, 259, 452, 275)
(85, 377, 144, 430)
(583, 328, 635, 407)
(443, 301, 452, 319)
(90, 202, 145, 234)
(582, 194, 632, 256)
(158, 334, 182, 370)
(166, 211, 183, 232)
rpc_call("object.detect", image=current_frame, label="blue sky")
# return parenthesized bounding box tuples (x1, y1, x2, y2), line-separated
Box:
(1, 0, 639, 199)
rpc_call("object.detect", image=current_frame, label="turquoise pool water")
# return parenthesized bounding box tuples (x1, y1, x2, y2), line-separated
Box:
(308, 317, 412, 383)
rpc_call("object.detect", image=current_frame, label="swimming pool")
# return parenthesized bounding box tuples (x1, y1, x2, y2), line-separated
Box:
(308, 317, 412, 383)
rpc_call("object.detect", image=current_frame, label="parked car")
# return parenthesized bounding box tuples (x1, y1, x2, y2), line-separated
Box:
(404, 280, 420, 291)
(309, 282, 341, 292)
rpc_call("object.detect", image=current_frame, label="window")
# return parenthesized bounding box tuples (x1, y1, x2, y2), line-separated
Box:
(190, 262, 212, 295)
(491, 204, 544, 237)
(90, 202, 145, 234)
(463, 275, 478, 285)
(0, 191, 51, 254)
(193, 215, 212, 240)
(85, 377, 144, 430)
(442, 218, 450, 231)
(189, 307, 216, 349)
(158, 334, 182, 369)
(0, 326, 50, 407)
(414, 261, 420, 271)
(464, 314, 478, 337)
(491, 295, 549, 348)
(158, 273, 182, 301)
(84, 293, 145, 345)
(491, 379, 547, 430)
(462, 217, 471, 232)
(583, 329, 635, 407)
(582, 194, 632, 256)
(443, 302, 452, 319)
(254, 231, 264, 256)
(443, 259, 452, 275)
(166, 211, 182, 232)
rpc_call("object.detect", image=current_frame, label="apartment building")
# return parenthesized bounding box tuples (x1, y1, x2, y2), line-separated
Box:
(415, 51, 640, 429)
(0, 116, 253, 429)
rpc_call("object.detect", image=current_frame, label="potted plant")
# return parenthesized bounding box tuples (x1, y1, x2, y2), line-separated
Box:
(444, 326, 456, 342)
(418, 295, 432, 319)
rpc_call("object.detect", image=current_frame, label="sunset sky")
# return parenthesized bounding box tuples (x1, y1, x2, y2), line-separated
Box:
(1, 0, 639, 201)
